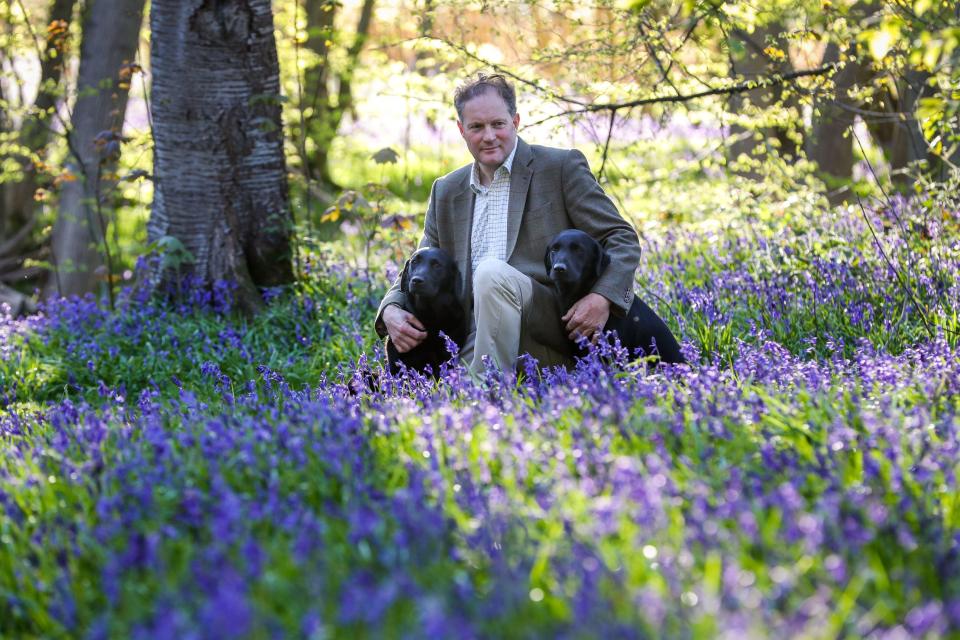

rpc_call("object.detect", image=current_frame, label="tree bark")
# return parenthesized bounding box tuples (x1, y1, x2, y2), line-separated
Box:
(726, 22, 800, 175)
(147, 0, 293, 313)
(301, 0, 376, 194)
(866, 68, 934, 185)
(806, 41, 864, 203)
(0, 0, 76, 246)
(46, 0, 145, 299)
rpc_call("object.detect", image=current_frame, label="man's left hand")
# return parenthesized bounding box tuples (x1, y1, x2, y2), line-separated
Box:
(561, 292, 612, 342)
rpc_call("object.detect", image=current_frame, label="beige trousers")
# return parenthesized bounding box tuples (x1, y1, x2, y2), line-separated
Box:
(460, 258, 572, 374)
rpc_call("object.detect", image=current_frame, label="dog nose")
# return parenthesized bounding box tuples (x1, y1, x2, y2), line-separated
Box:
(410, 276, 424, 286)
(552, 263, 566, 274)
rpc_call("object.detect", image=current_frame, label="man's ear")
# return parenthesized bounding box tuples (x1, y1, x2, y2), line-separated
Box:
(400, 259, 412, 293)
(596, 247, 611, 280)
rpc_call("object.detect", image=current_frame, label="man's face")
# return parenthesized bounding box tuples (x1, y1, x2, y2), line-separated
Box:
(457, 89, 520, 178)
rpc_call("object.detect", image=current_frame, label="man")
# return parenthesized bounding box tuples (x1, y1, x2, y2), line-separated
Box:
(375, 73, 641, 374)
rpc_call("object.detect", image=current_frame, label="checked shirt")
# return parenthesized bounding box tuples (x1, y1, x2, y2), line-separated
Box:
(468, 143, 517, 273)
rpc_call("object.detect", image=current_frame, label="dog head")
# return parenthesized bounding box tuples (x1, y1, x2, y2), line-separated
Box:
(400, 246, 462, 303)
(544, 229, 610, 298)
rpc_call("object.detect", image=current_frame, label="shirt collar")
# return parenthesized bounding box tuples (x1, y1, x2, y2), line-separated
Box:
(469, 141, 518, 193)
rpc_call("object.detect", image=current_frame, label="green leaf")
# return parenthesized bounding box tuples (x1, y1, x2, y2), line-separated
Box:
(866, 17, 903, 62)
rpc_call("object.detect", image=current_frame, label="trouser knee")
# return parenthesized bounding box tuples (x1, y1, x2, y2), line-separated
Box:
(473, 258, 516, 301)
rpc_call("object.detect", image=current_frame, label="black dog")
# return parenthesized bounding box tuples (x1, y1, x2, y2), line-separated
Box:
(544, 229, 685, 365)
(386, 247, 466, 376)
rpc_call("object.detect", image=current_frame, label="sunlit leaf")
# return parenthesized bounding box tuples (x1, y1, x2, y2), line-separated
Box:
(321, 206, 340, 223)
(763, 46, 786, 62)
(867, 23, 900, 61)
(22, 258, 52, 270)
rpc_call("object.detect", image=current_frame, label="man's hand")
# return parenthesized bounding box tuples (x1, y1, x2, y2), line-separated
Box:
(383, 304, 427, 353)
(561, 292, 612, 342)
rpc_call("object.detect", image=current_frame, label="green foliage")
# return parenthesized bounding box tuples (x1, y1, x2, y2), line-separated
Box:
(1, 273, 383, 409)
(2, 187, 960, 634)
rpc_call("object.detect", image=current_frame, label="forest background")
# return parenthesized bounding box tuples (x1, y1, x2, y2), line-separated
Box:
(2, 0, 960, 638)
(0, 0, 955, 311)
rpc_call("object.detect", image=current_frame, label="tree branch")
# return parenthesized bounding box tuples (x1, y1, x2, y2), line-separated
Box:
(424, 36, 589, 108)
(523, 62, 839, 129)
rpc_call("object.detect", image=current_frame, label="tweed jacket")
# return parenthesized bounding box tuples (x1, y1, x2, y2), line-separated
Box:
(375, 138, 641, 340)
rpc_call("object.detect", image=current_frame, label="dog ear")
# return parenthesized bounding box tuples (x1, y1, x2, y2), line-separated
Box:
(400, 258, 411, 293)
(543, 243, 553, 274)
(596, 246, 611, 279)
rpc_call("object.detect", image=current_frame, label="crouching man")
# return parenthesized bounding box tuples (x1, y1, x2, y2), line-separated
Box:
(375, 73, 641, 375)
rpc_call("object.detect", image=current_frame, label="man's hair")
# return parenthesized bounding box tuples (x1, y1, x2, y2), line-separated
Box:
(453, 73, 517, 120)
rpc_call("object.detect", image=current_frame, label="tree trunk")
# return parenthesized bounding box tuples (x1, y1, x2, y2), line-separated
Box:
(726, 22, 800, 175)
(301, 0, 376, 194)
(147, 0, 293, 313)
(302, 0, 337, 190)
(46, 0, 145, 300)
(806, 41, 863, 203)
(0, 0, 76, 246)
(866, 68, 934, 186)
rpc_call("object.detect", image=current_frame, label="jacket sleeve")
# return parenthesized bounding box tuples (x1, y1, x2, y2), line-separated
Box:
(560, 149, 641, 316)
(374, 179, 442, 338)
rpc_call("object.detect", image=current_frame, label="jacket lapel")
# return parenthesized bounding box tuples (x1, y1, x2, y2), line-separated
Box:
(506, 138, 533, 260)
(449, 172, 475, 303)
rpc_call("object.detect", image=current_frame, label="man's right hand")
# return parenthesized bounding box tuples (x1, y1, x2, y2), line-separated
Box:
(383, 304, 427, 353)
